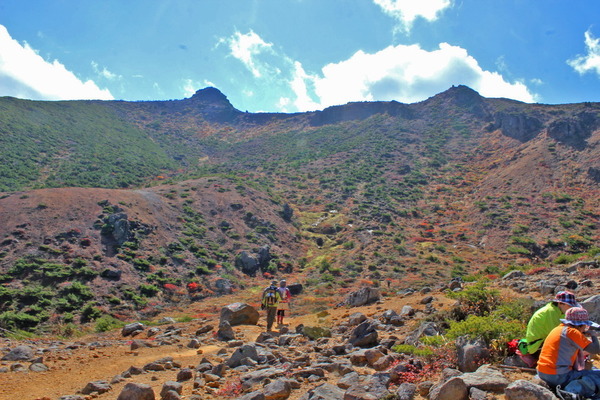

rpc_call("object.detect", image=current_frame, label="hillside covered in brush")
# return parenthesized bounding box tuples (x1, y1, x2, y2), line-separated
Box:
(0, 85, 599, 332)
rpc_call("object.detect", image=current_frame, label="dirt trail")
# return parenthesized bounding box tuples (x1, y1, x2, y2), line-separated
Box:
(0, 292, 455, 400)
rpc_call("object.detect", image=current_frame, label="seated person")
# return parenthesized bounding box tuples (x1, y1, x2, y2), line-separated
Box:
(537, 307, 600, 400)
(520, 291, 580, 366)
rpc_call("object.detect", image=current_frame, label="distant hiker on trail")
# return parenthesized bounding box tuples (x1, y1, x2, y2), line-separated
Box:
(537, 307, 600, 400)
(518, 291, 580, 368)
(261, 280, 282, 331)
(276, 279, 292, 326)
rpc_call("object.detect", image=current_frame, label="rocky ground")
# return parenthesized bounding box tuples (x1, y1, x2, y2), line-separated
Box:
(1, 261, 600, 400)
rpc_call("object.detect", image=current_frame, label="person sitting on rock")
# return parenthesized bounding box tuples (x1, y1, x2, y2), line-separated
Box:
(276, 279, 292, 326)
(537, 307, 600, 400)
(519, 291, 580, 367)
(261, 280, 282, 331)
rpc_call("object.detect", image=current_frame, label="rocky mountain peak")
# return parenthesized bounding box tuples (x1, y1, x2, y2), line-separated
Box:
(189, 87, 233, 108)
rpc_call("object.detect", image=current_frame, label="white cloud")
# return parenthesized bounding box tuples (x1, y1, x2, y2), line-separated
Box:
(0, 25, 113, 100)
(182, 78, 199, 97)
(373, 0, 451, 32)
(310, 43, 537, 108)
(226, 30, 274, 78)
(91, 61, 120, 81)
(220, 29, 536, 112)
(567, 30, 600, 76)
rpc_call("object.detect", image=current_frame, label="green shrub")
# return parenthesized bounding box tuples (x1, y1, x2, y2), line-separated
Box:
(392, 344, 434, 357)
(507, 245, 530, 255)
(446, 314, 525, 345)
(81, 304, 103, 323)
(95, 315, 125, 332)
(139, 284, 159, 297)
(447, 281, 500, 318)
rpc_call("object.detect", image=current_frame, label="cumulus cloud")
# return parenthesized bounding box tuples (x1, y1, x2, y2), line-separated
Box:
(221, 30, 535, 112)
(568, 30, 600, 76)
(373, 0, 451, 32)
(309, 43, 536, 108)
(0, 25, 113, 100)
(226, 30, 275, 78)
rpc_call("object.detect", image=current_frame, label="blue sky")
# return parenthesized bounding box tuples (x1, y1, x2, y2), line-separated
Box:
(1, 0, 599, 112)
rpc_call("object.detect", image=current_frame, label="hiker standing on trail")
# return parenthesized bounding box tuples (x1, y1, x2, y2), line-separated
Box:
(261, 280, 282, 331)
(519, 291, 580, 367)
(537, 307, 600, 400)
(276, 279, 292, 326)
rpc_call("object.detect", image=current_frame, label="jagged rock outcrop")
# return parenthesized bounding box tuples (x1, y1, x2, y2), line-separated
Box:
(547, 111, 598, 149)
(491, 111, 543, 142)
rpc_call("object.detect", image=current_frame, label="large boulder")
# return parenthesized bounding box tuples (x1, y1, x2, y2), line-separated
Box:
(456, 336, 490, 373)
(116, 382, 155, 400)
(348, 321, 378, 348)
(220, 303, 259, 326)
(345, 287, 380, 307)
(263, 379, 292, 400)
(581, 294, 600, 323)
(235, 251, 260, 276)
(288, 283, 303, 296)
(459, 365, 510, 393)
(2, 345, 34, 361)
(428, 377, 469, 400)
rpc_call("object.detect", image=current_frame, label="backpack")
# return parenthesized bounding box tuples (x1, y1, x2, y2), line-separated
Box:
(264, 286, 278, 306)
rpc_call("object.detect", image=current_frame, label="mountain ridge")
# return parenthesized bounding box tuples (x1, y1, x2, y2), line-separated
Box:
(0, 85, 598, 332)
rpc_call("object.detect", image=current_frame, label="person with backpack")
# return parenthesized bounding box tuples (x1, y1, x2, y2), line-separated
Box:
(276, 279, 292, 326)
(537, 307, 600, 400)
(261, 280, 282, 331)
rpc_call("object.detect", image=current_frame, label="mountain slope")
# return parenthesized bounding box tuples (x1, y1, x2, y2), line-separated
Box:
(0, 85, 599, 331)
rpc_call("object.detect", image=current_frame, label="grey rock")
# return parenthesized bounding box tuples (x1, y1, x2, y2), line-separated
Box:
(220, 302, 260, 326)
(456, 336, 490, 372)
(227, 344, 259, 368)
(344, 373, 390, 400)
(396, 382, 416, 400)
(196, 325, 214, 335)
(263, 379, 292, 400)
(429, 377, 469, 400)
(469, 387, 491, 400)
(337, 372, 360, 389)
(503, 270, 525, 280)
(504, 379, 558, 400)
(582, 294, 600, 323)
(161, 390, 181, 400)
(348, 321, 378, 348)
(241, 367, 286, 391)
(404, 322, 440, 346)
(348, 313, 367, 326)
(302, 383, 345, 400)
(29, 362, 49, 372)
(217, 320, 236, 341)
(345, 287, 380, 307)
(122, 322, 145, 337)
(459, 364, 509, 392)
(81, 380, 111, 395)
(236, 391, 266, 400)
(117, 382, 155, 400)
(400, 305, 415, 317)
(177, 368, 194, 382)
(160, 381, 183, 398)
(2, 345, 34, 361)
